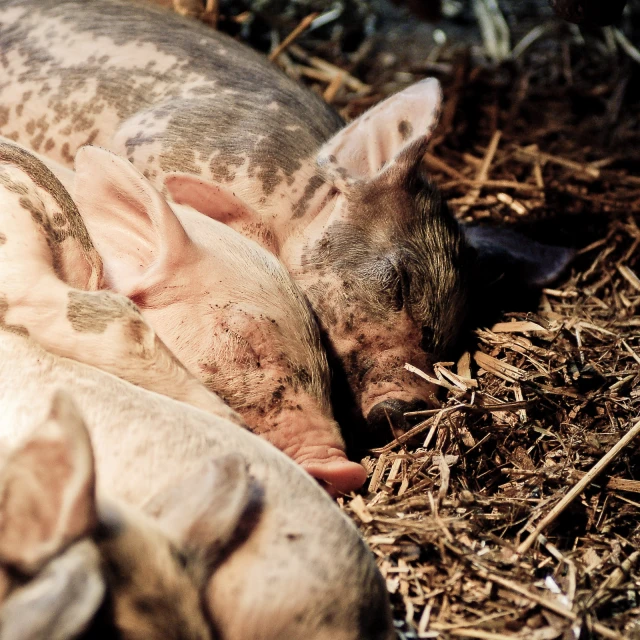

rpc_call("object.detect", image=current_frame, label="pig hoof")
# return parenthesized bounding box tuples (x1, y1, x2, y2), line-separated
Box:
(302, 460, 367, 496)
(365, 398, 430, 448)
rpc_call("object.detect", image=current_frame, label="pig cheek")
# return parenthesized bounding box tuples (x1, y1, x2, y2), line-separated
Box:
(311, 283, 437, 413)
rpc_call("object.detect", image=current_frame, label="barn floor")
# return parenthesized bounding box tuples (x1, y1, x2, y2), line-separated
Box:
(163, 1, 640, 637)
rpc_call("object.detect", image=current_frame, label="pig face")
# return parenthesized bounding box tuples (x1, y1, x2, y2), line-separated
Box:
(299, 79, 473, 445)
(302, 144, 472, 446)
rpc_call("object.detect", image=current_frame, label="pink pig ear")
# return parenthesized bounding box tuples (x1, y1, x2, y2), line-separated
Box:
(73, 146, 194, 296)
(0, 392, 98, 575)
(317, 78, 442, 187)
(163, 172, 278, 252)
(164, 173, 259, 227)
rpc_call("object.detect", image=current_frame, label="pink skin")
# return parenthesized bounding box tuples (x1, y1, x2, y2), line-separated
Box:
(0, 139, 364, 495)
(0, 3, 458, 452)
(70, 147, 366, 494)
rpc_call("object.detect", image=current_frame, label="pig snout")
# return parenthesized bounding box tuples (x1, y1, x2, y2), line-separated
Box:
(366, 397, 431, 446)
(272, 412, 367, 495)
(357, 349, 440, 449)
(301, 457, 367, 497)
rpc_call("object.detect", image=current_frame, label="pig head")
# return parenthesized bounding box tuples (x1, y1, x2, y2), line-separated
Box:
(0, 0, 473, 449)
(0, 136, 364, 493)
(0, 391, 214, 640)
(0, 331, 395, 640)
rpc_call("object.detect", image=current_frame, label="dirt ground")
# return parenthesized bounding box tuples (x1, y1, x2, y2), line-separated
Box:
(160, 1, 640, 637)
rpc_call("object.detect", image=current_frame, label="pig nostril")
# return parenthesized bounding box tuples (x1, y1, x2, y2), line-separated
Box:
(403, 399, 430, 426)
(364, 399, 431, 449)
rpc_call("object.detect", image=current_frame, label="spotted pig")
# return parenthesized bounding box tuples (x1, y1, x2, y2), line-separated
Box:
(0, 0, 474, 447)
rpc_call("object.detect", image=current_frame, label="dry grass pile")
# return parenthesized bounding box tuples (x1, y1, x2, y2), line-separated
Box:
(160, 1, 640, 636)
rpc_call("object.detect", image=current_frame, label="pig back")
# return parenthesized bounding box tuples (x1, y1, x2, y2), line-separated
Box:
(0, 0, 344, 199)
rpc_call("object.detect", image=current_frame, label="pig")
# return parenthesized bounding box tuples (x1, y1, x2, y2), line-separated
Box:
(0, 0, 474, 447)
(0, 330, 396, 640)
(0, 391, 219, 640)
(0, 137, 366, 493)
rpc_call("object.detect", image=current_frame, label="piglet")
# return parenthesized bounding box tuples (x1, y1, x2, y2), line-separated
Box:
(0, 139, 365, 494)
(0, 331, 395, 640)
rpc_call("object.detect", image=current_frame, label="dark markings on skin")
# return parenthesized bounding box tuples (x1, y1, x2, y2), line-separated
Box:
(0, 0, 344, 200)
(291, 174, 324, 219)
(0, 0, 473, 427)
(0, 143, 94, 254)
(0, 232, 6, 246)
(210, 152, 244, 183)
(67, 290, 140, 333)
(398, 119, 413, 140)
(0, 295, 29, 337)
(0, 106, 8, 128)
(0, 166, 29, 195)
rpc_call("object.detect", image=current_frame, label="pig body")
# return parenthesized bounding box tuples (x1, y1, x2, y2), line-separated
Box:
(0, 138, 365, 492)
(0, 391, 215, 640)
(0, 330, 395, 640)
(0, 0, 474, 444)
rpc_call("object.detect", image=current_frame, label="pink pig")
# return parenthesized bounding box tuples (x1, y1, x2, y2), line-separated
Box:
(0, 0, 472, 449)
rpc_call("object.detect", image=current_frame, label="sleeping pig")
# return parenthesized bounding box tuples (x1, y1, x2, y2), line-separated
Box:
(0, 138, 365, 493)
(0, 330, 395, 640)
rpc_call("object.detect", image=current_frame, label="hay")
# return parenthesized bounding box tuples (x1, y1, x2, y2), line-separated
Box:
(159, 1, 640, 636)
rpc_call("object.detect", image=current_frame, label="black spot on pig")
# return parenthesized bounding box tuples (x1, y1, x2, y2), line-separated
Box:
(291, 174, 324, 219)
(398, 119, 413, 140)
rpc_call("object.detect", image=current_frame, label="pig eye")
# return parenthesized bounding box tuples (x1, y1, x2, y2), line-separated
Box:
(421, 326, 435, 351)
(390, 274, 404, 311)
(389, 263, 409, 312)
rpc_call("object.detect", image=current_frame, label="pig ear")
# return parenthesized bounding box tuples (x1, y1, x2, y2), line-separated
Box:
(153, 453, 262, 567)
(73, 146, 194, 296)
(317, 78, 442, 187)
(0, 541, 105, 640)
(163, 173, 277, 251)
(463, 225, 575, 287)
(0, 392, 98, 575)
